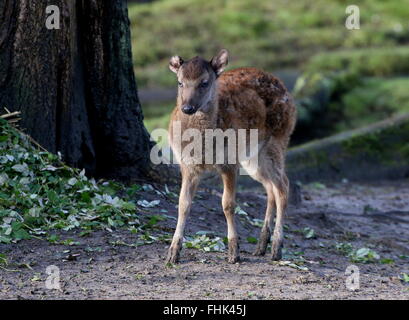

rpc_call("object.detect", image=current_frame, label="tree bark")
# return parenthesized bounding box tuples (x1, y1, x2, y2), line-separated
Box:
(0, 0, 152, 180)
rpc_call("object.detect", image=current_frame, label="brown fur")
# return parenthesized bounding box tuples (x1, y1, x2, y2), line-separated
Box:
(166, 51, 296, 264)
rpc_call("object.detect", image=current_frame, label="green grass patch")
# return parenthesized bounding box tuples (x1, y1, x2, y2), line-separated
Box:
(305, 46, 409, 77)
(129, 0, 409, 88)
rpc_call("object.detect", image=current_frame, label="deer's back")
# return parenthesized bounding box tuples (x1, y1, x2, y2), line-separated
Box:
(217, 68, 296, 142)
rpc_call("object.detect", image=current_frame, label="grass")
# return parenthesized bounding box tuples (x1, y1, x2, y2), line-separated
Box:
(129, 0, 409, 88)
(304, 46, 409, 77)
(129, 0, 409, 142)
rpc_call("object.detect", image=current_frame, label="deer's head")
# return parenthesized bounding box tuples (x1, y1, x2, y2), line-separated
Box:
(169, 49, 229, 115)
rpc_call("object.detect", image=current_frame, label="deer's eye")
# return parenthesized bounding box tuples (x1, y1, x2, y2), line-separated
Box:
(200, 80, 209, 88)
(178, 81, 183, 87)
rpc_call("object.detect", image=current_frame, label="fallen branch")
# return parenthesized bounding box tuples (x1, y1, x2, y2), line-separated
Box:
(1, 108, 21, 123)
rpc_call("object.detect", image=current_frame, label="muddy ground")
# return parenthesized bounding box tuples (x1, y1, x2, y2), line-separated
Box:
(0, 179, 408, 300)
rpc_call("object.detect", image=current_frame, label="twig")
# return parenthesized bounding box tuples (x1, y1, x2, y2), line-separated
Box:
(0, 111, 20, 119)
(0, 266, 20, 272)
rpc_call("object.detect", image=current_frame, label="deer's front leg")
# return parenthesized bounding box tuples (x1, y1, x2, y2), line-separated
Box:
(166, 170, 200, 264)
(221, 169, 240, 263)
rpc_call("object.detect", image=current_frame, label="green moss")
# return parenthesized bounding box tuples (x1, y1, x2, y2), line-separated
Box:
(342, 132, 384, 158)
(341, 121, 409, 165)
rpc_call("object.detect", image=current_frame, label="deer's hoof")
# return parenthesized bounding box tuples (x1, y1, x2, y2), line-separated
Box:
(228, 254, 240, 264)
(227, 238, 240, 263)
(165, 246, 180, 265)
(253, 246, 266, 256)
(271, 242, 283, 261)
(253, 229, 270, 256)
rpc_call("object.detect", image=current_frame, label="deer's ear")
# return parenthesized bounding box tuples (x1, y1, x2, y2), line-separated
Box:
(211, 49, 229, 76)
(169, 56, 184, 74)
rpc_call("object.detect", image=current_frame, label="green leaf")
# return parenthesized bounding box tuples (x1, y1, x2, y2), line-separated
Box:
(122, 201, 136, 211)
(12, 228, 31, 241)
(303, 227, 316, 239)
(80, 191, 91, 203)
(247, 236, 258, 244)
(380, 258, 394, 264)
(47, 190, 58, 203)
(67, 178, 78, 186)
(107, 217, 115, 227)
(349, 247, 380, 263)
(47, 234, 60, 243)
(0, 253, 8, 266)
(137, 199, 160, 208)
(12, 163, 28, 173)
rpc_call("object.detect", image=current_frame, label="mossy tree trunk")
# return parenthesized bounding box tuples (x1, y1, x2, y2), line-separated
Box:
(0, 0, 152, 180)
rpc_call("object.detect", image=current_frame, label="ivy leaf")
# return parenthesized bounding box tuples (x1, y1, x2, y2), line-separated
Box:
(12, 163, 28, 173)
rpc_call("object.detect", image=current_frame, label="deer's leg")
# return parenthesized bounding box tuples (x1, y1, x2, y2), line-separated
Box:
(221, 168, 240, 263)
(253, 181, 275, 256)
(166, 169, 200, 264)
(270, 174, 289, 261)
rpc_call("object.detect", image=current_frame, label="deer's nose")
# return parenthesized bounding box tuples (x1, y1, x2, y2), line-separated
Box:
(181, 105, 196, 115)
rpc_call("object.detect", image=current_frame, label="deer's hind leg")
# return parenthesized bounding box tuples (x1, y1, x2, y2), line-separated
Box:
(253, 179, 275, 256)
(243, 142, 289, 260)
(270, 172, 289, 260)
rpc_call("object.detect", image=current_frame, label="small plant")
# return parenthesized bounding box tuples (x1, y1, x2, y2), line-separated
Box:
(235, 206, 263, 227)
(278, 249, 309, 271)
(334, 242, 354, 255)
(334, 243, 380, 263)
(303, 227, 316, 239)
(349, 248, 380, 263)
(401, 273, 409, 283)
(183, 232, 225, 252)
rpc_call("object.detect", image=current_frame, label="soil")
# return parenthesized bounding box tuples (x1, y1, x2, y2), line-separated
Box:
(1, 179, 408, 300)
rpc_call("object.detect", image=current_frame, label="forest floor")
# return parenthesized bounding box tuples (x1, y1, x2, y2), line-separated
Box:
(0, 179, 408, 300)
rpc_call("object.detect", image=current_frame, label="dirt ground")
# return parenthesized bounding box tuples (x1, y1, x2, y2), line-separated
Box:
(0, 179, 408, 300)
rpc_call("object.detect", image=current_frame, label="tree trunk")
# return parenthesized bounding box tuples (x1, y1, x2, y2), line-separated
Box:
(0, 0, 152, 180)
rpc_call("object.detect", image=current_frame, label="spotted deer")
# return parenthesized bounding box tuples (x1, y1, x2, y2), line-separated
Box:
(166, 49, 296, 264)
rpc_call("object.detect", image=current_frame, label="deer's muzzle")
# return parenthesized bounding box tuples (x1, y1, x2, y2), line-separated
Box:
(181, 105, 197, 115)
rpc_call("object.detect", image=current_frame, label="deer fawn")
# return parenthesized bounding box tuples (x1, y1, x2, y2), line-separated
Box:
(166, 49, 296, 264)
